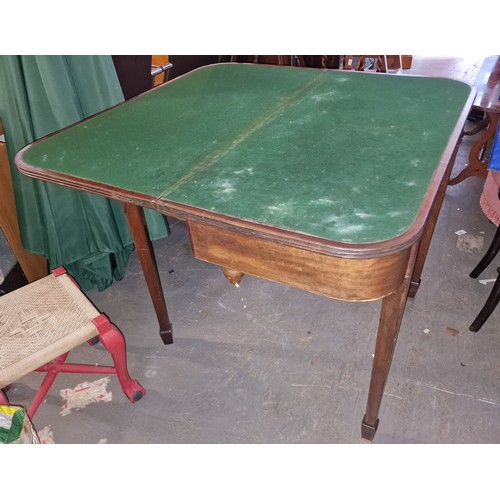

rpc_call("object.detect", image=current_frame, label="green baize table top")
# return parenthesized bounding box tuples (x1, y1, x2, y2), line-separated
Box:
(20, 63, 472, 244)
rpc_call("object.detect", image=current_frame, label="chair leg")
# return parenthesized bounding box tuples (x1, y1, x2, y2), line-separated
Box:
(92, 314, 146, 403)
(470, 225, 500, 278)
(470, 267, 500, 332)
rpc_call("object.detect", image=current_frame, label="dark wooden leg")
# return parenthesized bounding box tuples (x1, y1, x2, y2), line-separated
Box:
(449, 112, 498, 185)
(408, 242, 423, 297)
(470, 225, 500, 278)
(409, 201, 440, 296)
(122, 202, 173, 345)
(470, 267, 500, 332)
(223, 268, 245, 286)
(362, 244, 417, 441)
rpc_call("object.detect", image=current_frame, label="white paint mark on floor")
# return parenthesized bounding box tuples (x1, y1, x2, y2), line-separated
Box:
(477, 398, 500, 407)
(288, 383, 332, 389)
(60, 377, 112, 416)
(479, 278, 496, 285)
(384, 392, 403, 400)
(144, 369, 157, 378)
(404, 379, 500, 406)
(38, 425, 55, 444)
(217, 299, 237, 313)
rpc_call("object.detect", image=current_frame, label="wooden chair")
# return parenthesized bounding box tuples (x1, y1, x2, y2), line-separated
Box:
(469, 225, 500, 331)
(341, 55, 405, 73)
(469, 138, 500, 331)
(0, 266, 145, 419)
(0, 120, 48, 283)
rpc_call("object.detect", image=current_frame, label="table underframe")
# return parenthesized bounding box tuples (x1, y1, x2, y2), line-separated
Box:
(120, 138, 457, 441)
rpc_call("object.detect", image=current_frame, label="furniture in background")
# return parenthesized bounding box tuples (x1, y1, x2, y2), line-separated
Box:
(216, 55, 411, 72)
(301, 55, 341, 69)
(449, 55, 500, 185)
(341, 55, 412, 73)
(112, 55, 154, 100)
(469, 128, 500, 331)
(0, 266, 145, 419)
(221, 55, 340, 68)
(0, 120, 47, 284)
(160, 55, 409, 79)
(151, 55, 172, 87)
(112, 54, 173, 94)
(470, 225, 500, 331)
(168, 55, 221, 80)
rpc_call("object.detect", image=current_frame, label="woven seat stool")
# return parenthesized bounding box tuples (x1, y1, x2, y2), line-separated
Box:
(0, 266, 145, 419)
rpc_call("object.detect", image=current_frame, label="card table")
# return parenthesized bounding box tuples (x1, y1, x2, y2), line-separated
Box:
(16, 63, 474, 440)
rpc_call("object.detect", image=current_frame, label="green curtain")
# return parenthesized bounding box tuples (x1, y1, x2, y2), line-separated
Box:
(0, 55, 169, 291)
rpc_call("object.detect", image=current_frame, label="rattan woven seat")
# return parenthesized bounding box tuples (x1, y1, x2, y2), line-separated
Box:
(0, 266, 145, 418)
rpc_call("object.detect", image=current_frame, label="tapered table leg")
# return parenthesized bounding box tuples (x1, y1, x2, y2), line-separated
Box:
(122, 202, 173, 345)
(409, 140, 461, 297)
(362, 244, 417, 441)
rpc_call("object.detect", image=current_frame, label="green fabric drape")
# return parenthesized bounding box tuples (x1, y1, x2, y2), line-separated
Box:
(0, 55, 169, 291)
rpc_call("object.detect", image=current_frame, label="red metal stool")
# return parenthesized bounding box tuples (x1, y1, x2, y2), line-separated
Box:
(0, 266, 145, 419)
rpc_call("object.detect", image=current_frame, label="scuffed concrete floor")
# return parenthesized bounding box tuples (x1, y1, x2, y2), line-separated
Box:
(2, 56, 499, 445)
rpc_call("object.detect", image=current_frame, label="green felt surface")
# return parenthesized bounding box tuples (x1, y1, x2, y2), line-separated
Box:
(20, 63, 472, 243)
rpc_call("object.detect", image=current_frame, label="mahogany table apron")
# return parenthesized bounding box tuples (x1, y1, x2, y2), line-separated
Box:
(15, 63, 474, 441)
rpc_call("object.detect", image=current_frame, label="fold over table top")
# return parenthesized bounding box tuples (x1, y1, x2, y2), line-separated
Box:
(17, 63, 473, 245)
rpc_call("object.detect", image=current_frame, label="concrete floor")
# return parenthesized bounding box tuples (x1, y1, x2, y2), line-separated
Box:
(2, 56, 499, 447)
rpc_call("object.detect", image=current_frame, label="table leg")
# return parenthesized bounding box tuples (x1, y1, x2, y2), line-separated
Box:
(122, 202, 173, 345)
(223, 268, 245, 285)
(361, 244, 417, 441)
(409, 138, 462, 297)
(409, 194, 447, 296)
(449, 112, 499, 185)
